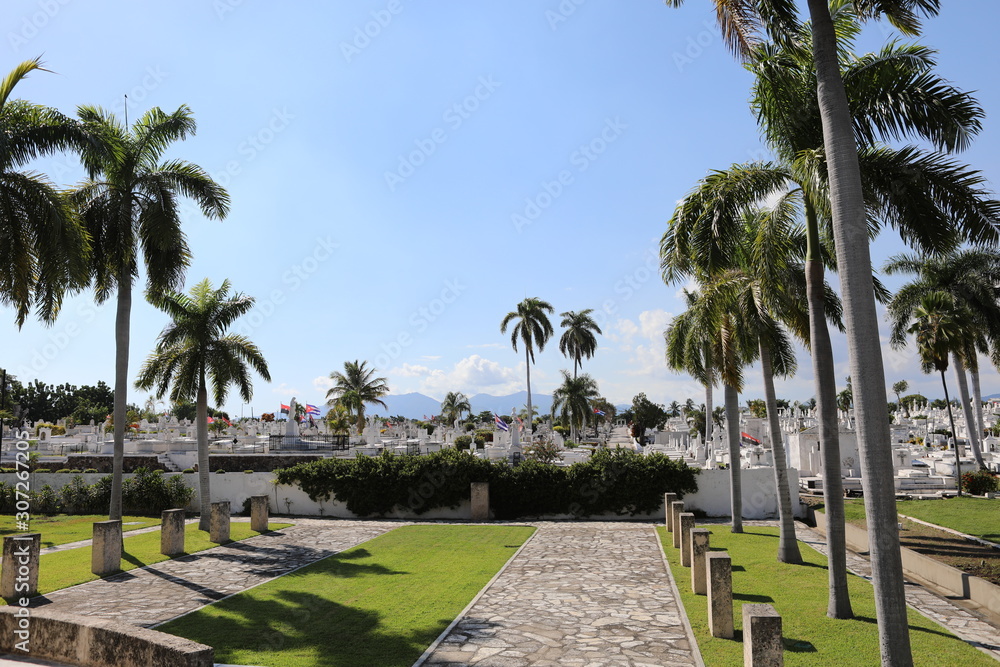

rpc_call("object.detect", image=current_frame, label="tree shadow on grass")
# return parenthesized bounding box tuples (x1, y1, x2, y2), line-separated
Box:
(160, 588, 447, 667)
(852, 615, 958, 641)
(733, 592, 773, 603)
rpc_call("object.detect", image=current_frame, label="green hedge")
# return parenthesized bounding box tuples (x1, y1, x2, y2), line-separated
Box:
(274, 447, 698, 519)
(0, 468, 194, 516)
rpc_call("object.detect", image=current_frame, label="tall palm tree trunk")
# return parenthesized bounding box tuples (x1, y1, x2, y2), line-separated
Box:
(759, 342, 802, 564)
(806, 254, 853, 618)
(941, 370, 962, 496)
(525, 347, 532, 443)
(725, 383, 742, 533)
(807, 1, 912, 661)
(570, 359, 577, 445)
(109, 281, 132, 522)
(952, 353, 986, 469)
(970, 365, 987, 452)
(704, 373, 714, 461)
(196, 380, 212, 530)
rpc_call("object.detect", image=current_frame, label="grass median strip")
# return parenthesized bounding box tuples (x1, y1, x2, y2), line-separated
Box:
(657, 525, 994, 667)
(160, 524, 535, 667)
(3, 520, 292, 599)
(1, 514, 161, 548)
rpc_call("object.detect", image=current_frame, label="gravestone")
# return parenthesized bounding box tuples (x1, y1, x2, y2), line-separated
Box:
(743, 603, 784, 666)
(671, 501, 685, 549)
(664, 493, 677, 532)
(160, 509, 185, 556)
(250, 495, 269, 532)
(210, 501, 230, 543)
(1, 534, 40, 599)
(679, 513, 696, 567)
(690, 528, 710, 595)
(707, 552, 733, 638)
(471, 482, 489, 521)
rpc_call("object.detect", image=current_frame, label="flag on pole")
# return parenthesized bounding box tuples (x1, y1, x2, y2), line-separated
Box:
(740, 431, 761, 447)
(515, 414, 524, 431)
(305, 404, 320, 416)
(593, 408, 606, 417)
(494, 413, 509, 432)
(280, 404, 290, 415)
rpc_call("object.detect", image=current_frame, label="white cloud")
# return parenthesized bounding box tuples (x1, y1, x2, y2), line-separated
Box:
(311, 376, 334, 394)
(420, 355, 442, 361)
(465, 342, 505, 350)
(388, 354, 524, 397)
(639, 309, 672, 340)
(271, 382, 301, 397)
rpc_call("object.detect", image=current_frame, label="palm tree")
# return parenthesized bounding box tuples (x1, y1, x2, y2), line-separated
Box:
(0, 57, 93, 326)
(558, 309, 602, 378)
(666, 2, 966, 657)
(135, 278, 269, 530)
(74, 105, 229, 522)
(905, 292, 970, 494)
(325, 360, 389, 434)
(666, 290, 717, 458)
(892, 380, 909, 416)
(667, 401, 681, 418)
(324, 403, 353, 436)
(440, 391, 471, 426)
(550, 371, 599, 444)
(885, 250, 1000, 470)
(500, 298, 554, 438)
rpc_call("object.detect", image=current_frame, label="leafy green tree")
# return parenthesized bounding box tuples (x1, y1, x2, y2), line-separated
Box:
(550, 371, 599, 445)
(628, 393, 668, 446)
(590, 396, 616, 438)
(74, 104, 229, 523)
(325, 361, 389, 434)
(136, 278, 269, 530)
(0, 58, 93, 326)
(892, 380, 909, 417)
(500, 297, 554, 435)
(747, 399, 767, 419)
(666, 289, 718, 451)
(324, 403, 353, 436)
(558, 309, 602, 378)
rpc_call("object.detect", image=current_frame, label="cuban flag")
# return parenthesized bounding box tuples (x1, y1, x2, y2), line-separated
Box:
(593, 408, 606, 417)
(494, 413, 509, 432)
(305, 404, 320, 416)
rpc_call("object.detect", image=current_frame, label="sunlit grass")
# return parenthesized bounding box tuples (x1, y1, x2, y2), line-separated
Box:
(0, 514, 160, 548)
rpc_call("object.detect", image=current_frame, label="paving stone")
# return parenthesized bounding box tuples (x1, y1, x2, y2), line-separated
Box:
(422, 522, 699, 666)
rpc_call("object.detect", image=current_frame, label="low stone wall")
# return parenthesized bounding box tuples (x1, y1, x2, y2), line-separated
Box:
(207, 454, 323, 472)
(0, 607, 212, 666)
(813, 511, 1000, 620)
(1, 466, 804, 522)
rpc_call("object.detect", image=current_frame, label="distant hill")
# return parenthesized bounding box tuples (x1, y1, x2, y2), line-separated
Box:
(469, 391, 552, 418)
(377, 393, 443, 419)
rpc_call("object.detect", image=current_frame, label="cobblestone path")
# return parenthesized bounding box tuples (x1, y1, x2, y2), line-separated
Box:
(420, 522, 701, 667)
(794, 522, 1000, 661)
(33, 519, 402, 628)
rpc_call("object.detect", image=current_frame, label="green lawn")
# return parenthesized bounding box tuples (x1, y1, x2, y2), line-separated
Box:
(0, 514, 161, 548)
(658, 525, 994, 666)
(0, 521, 292, 600)
(160, 524, 535, 667)
(894, 498, 1000, 544)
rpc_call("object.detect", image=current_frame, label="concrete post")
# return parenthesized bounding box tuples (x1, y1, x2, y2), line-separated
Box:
(160, 509, 185, 556)
(91, 521, 122, 576)
(1, 534, 40, 599)
(690, 528, 710, 595)
(679, 513, 696, 567)
(707, 552, 733, 638)
(671, 501, 685, 548)
(664, 492, 678, 531)
(250, 495, 269, 532)
(210, 501, 231, 544)
(470, 482, 489, 521)
(743, 603, 783, 666)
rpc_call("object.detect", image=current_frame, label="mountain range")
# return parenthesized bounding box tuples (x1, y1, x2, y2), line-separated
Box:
(373, 391, 554, 420)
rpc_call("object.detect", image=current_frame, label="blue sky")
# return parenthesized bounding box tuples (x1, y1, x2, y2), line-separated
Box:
(3, 1, 999, 417)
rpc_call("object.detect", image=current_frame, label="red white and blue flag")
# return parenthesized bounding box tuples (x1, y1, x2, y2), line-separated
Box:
(305, 404, 320, 416)
(593, 408, 606, 417)
(494, 414, 509, 432)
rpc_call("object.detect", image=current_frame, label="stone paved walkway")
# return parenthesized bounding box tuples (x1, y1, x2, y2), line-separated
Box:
(794, 522, 1000, 661)
(33, 519, 402, 628)
(420, 522, 701, 667)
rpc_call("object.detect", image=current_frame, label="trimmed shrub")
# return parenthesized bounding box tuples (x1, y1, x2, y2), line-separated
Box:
(55, 469, 72, 474)
(274, 446, 699, 519)
(182, 468, 195, 473)
(83, 468, 98, 473)
(454, 435, 472, 451)
(215, 469, 226, 474)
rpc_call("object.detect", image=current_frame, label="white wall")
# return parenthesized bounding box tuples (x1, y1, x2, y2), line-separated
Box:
(3, 466, 804, 521)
